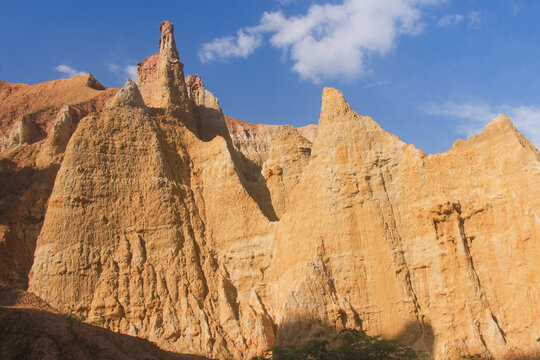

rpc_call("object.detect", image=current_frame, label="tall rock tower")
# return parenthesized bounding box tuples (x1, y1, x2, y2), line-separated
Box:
(137, 21, 197, 132)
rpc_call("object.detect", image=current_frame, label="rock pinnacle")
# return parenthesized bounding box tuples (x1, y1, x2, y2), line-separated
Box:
(151, 20, 192, 114)
(159, 21, 180, 60)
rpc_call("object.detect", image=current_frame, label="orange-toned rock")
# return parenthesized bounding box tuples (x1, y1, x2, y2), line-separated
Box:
(266, 88, 540, 359)
(262, 125, 312, 217)
(137, 21, 197, 134)
(17, 22, 540, 360)
(0, 76, 117, 288)
(0, 284, 210, 360)
(29, 75, 276, 359)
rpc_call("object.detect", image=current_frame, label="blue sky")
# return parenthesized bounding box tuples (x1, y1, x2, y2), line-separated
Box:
(1, 0, 539, 154)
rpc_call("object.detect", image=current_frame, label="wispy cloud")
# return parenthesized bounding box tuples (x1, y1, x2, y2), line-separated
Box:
(437, 14, 464, 27)
(277, 0, 296, 5)
(364, 80, 388, 88)
(200, 0, 442, 83)
(107, 63, 120, 72)
(124, 65, 137, 80)
(199, 28, 266, 62)
(423, 101, 540, 147)
(437, 11, 483, 28)
(54, 64, 88, 78)
(107, 62, 138, 80)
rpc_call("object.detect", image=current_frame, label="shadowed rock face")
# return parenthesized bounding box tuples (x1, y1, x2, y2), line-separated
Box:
(0, 285, 210, 360)
(1, 20, 538, 360)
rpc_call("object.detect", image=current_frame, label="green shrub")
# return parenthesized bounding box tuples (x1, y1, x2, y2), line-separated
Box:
(89, 311, 106, 327)
(252, 329, 432, 360)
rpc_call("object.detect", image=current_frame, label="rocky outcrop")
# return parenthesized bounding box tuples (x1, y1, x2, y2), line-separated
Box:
(106, 79, 146, 109)
(0, 76, 117, 288)
(151, 21, 189, 109)
(186, 75, 228, 141)
(0, 285, 209, 360)
(137, 21, 198, 134)
(266, 88, 540, 359)
(29, 74, 277, 359)
(223, 116, 318, 219)
(137, 54, 159, 105)
(0, 116, 43, 149)
(225, 116, 282, 168)
(0, 75, 113, 137)
(4, 20, 539, 360)
(262, 125, 313, 217)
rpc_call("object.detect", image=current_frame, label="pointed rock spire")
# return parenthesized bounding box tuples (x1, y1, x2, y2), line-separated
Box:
(159, 21, 180, 60)
(151, 20, 192, 110)
(319, 87, 353, 125)
(2, 116, 41, 147)
(472, 114, 519, 142)
(86, 74, 106, 90)
(107, 79, 146, 109)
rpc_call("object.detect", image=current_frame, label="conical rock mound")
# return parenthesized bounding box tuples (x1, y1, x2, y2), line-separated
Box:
(107, 79, 146, 109)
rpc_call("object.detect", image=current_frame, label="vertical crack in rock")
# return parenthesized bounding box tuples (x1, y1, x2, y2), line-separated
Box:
(373, 162, 426, 342)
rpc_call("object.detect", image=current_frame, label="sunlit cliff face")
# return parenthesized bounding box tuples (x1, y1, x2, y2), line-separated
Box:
(1, 20, 539, 360)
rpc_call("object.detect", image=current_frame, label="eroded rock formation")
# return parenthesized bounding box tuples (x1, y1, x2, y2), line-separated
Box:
(0, 76, 117, 288)
(1, 20, 539, 360)
(0, 284, 209, 360)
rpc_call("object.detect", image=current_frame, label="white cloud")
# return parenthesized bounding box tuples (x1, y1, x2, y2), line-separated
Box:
(437, 11, 483, 28)
(199, 0, 442, 83)
(423, 101, 540, 147)
(199, 29, 264, 62)
(107, 62, 138, 80)
(437, 14, 464, 27)
(54, 64, 88, 78)
(277, 0, 296, 5)
(124, 65, 137, 80)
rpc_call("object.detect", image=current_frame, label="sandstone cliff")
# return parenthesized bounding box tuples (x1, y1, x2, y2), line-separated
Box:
(0, 76, 117, 288)
(2, 20, 539, 360)
(266, 89, 540, 359)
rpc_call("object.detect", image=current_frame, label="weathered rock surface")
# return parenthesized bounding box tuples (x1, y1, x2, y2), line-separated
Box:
(137, 21, 198, 134)
(106, 79, 146, 109)
(261, 125, 313, 217)
(225, 115, 282, 168)
(0, 75, 112, 137)
(29, 78, 276, 359)
(2, 20, 538, 360)
(0, 76, 117, 288)
(264, 89, 540, 359)
(0, 284, 210, 360)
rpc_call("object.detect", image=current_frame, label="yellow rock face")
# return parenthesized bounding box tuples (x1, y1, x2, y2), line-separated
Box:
(21, 23, 540, 360)
(266, 88, 540, 359)
(0, 76, 117, 288)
